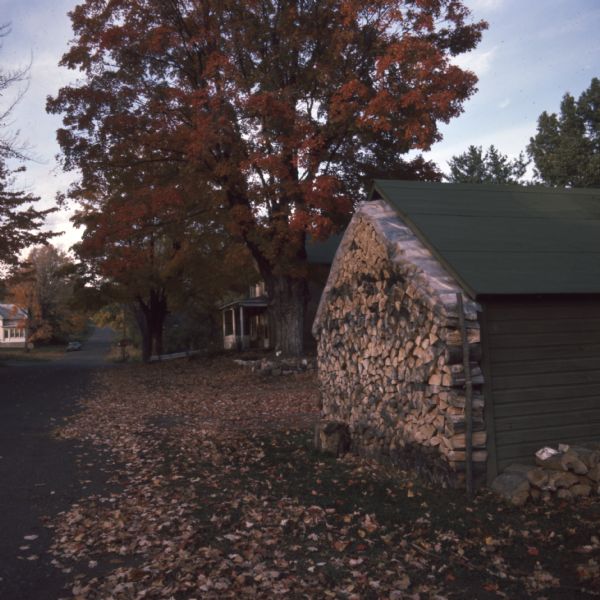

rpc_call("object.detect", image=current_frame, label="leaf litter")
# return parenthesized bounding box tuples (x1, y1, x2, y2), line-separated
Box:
(47, 357, 600, 598)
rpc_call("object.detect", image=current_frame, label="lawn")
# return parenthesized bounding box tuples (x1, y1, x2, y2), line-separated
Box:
(0, 345, 66, 364)
(49, 359, 600, 599)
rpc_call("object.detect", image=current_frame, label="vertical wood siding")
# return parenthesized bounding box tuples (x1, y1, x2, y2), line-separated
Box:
(484, 296, 600, 473)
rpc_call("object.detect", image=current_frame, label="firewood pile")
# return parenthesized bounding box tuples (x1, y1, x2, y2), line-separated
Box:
(314, 201, 485, 487)
(492, 444, 600, 506)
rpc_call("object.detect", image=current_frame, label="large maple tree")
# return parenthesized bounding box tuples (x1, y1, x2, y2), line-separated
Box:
(49, 0, 486, 355)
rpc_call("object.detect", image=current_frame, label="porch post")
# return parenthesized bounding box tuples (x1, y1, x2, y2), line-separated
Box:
(231, 307, 237, 344)
(240, 305, 245, 350)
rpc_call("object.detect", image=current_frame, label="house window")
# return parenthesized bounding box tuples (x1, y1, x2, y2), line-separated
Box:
(224, 310, 234, 336)
(3, 328, 7, 339)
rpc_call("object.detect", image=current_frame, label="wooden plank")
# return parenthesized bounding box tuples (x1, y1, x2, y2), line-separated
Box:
(492, 369, 600, 391)
(495, 407, 600, 433)
(487, 318, 600, 335)
(489, 330, 600, 349)
(494, 382, 600, 404)
(489, 343, 600, 363)
(484, 298, 600, 322)
(491, 356, 600, 377)
(496, 421, 600, 447)
(494, 395, 600, 418)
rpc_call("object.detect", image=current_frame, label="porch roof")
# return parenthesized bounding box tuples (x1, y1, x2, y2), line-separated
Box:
(220, 296, 269, 310)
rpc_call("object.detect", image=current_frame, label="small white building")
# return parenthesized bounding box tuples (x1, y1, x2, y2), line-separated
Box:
(0, 304, 28, 348)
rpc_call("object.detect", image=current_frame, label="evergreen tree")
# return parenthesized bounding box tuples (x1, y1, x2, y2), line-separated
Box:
(528, 78, 600, 187)
(446, 145, 528, 184)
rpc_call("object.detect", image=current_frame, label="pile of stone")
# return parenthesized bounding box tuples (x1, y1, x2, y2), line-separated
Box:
(234, 356, 316, 376)
(492, 443, 600, 506)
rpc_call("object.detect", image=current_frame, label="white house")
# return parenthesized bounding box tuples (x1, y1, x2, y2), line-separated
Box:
(221, 282, 270, 351)
(0, 304, 28, 348)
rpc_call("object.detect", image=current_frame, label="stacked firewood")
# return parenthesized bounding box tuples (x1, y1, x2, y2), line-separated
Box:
(314, 204, 485, 486)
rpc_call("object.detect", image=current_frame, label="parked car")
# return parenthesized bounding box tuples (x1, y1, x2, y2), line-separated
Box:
(66, 341, 82, 352)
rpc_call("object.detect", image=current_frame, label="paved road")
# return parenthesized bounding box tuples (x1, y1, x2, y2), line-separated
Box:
(0, 328, 115, 600)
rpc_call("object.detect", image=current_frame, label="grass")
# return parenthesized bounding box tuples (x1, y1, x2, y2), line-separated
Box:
(0, 344, 66, 364)
(183, 429, 600, 598)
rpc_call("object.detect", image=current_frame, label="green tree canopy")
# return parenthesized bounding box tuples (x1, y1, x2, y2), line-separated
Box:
(446, 144, 528, 184)
(528, 77, 600, 187)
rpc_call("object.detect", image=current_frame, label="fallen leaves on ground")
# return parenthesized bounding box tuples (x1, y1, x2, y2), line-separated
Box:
(48, 357, 600, 598)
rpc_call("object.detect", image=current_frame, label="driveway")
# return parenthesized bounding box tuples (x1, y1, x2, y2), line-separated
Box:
(0, 328, 115, 600)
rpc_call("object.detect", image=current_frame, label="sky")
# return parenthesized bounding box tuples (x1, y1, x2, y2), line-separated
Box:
(2, 0, 599, 252)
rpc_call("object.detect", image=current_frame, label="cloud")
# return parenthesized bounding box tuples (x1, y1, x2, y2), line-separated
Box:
(425, 121, 536, 175)
(498, 98, 511, 109)
(454, 47, 497, 77)
(467, 0, 506, 11)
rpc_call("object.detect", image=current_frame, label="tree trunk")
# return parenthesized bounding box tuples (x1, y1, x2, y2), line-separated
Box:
(135, 289, 168, 362)
(134, 304, 152, 363)
(267, 275, 307, 356)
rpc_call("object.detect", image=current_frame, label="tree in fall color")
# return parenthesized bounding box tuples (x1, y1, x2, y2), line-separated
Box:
(528, 78, 600, 188)
(71, 168, 254, 361)
(49, 0, 487, 355)
(0, 24, 55, 273)
(8, 244, 86, 344)
(446, 144, 528, 184)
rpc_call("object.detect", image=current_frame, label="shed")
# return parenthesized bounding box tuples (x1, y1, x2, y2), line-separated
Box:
(313, 181, 600, 486)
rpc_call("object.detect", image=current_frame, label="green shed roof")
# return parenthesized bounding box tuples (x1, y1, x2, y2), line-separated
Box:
(371, 180, 600, 297)
(306, 233, 343, 265)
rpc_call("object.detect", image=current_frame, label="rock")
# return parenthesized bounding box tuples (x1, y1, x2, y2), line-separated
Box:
(530, 487, 541, 501)
(491, 472, 530, 506)
(527, 468, 549, 489)
(557, 488, 573, 501)
(546, 471, 579, 490)
(570, 484, 591, 497)
(587, 465, 600, 482)
(536, 451, 588, 474)
(562, 450, 588, 475)
(314, 420, 351, 457)
(570, 446, 600, 469)
(505, 464, 549, 489)
(536, 453, 567, 472)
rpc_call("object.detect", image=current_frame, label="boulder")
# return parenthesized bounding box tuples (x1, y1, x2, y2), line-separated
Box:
(491, 472, 530, 506)
(505, 464, 549, 489)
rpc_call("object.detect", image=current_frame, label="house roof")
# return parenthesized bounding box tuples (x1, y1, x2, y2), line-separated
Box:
(371, 180, 600, 297)
(0, 304, 27, 320)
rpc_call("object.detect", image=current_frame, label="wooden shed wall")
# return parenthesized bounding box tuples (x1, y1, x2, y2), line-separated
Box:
(481, 295, 600, 479)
